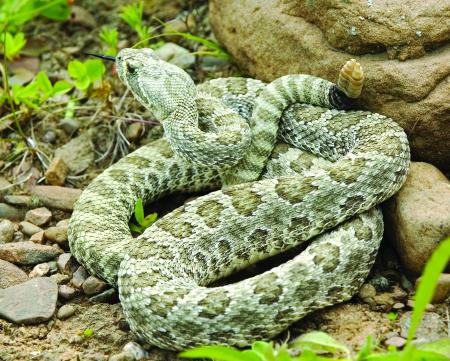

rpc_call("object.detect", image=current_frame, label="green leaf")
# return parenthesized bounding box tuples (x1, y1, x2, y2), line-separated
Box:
(83, 328, 94, 338)
(418, 338, 450, 358)
(356, 336, 377, 361)
(120, 2, 143, 30)
(251, 341, 276, 361)
(365, 348, 450, 361)
(407, 236, 450, 342)
(3, 32, 27, 60)
(40, 0, 71, 21)
(291, 331, 350, 356)
(52, 80, 73, 96)
(134, 198, 145, 225)
(12, 82, 40, 108)
(386, 312, 398, 321)
(85, 59, 105, 82)
(179, 345, 262, 361)
(68, 60, 90, 90)
(35, 71, 53, 94)
(129, 223, 143, 234)
(100, 26, 118, 55)
(141, 213, 157, 229)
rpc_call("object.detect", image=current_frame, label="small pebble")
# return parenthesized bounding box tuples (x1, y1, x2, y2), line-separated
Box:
(59, 284, 77, 300)
(392, 302, 405, 310)
(154, 43, 195, 69)
(406, 299, 435, 311)
(57, 253, 78, 275)
(126, 122, 144, 141)
(50, 273, 70, 285)
(369, 275, 390, 292)
(48, 261, 58, 274)
(19, 221, 43, 236)
(71, 266, 88, 288)
(358, 283, 377, 299)
(384, 336, 407, 348)
(29, 230, 45, 244)
(29, 263, 50, 278)
(89, 288, 118, 303)
(57, 304, 76, 319)
(43, 130, 57, 143)
(59, 118, 81, 135)
(123, 341, 149, 360)
(56, 219, 70, 228)
(45, 157, 69, 186)
(13, 231, 26, 242)
(0, 219, 16, 243)
(3, 195, 33, 207)
(25, 207, 52, 226)
(82, 276, 107, 296)
(0, 203, 26, 221)
(45, 226, 68, 244)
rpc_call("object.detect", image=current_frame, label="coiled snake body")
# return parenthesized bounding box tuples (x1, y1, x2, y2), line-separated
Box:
(68, 48, 410, 350)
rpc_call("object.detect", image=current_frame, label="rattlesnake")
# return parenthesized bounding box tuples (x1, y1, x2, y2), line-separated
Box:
(68, 48, 410, 350)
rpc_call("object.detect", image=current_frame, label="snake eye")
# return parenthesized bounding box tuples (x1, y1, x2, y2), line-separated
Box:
(126, 62, 137, 74)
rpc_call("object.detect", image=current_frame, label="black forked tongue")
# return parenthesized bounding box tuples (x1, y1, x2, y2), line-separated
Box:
(84, 52, 116, 62)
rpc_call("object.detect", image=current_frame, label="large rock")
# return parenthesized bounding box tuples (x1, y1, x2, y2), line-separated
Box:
(209, 0, 450, 171)
(0, 277, 58, 324)
(384, 162, 450, 275)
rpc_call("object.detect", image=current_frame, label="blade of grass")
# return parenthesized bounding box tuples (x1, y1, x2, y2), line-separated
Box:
(407, 236, 450, 343)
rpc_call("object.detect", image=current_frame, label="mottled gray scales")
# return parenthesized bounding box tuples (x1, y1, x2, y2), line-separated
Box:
(68, 49, 410, 350)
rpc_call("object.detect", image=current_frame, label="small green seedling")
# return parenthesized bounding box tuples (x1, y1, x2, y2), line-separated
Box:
(83, 328, 94, 338)
(11, 71, 72, 108)
(0, 0, 70, 31)
(130, 198, 157, 234)
(68, 59, 105, 92)
(386, 312, 397, 321)
(1, 32, 27, 60)
(120, 1, 151, 45)
(99, 26, 119, 56)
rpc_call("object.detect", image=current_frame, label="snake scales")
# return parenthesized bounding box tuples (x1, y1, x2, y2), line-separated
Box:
(68, 48, 410, 350)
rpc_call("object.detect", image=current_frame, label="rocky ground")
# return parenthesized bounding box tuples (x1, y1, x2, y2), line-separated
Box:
(1, 1, 449, 360)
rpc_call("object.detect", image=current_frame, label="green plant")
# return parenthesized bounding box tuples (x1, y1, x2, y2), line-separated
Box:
(386, 312, 397, 321)
(83, 328, 94, 338)
(1, 32, 27, 60)
(0, 0, 70, 31)
(99, 26, 119, 56)
(129, 198, 157, 234)
(0, 0, 70, 61)
(120, 1, 151, 46)
(68, 59, 105, 92)
(163, 32, 230, 60)
(180, 236, 450, 361)
(11, 71, 72, 108)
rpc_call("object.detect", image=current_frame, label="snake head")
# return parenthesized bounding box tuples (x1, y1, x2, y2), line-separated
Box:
(116, 48, 197, 120)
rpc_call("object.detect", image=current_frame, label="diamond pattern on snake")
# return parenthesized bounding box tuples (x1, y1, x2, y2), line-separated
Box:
(68, 48, 410, 350)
